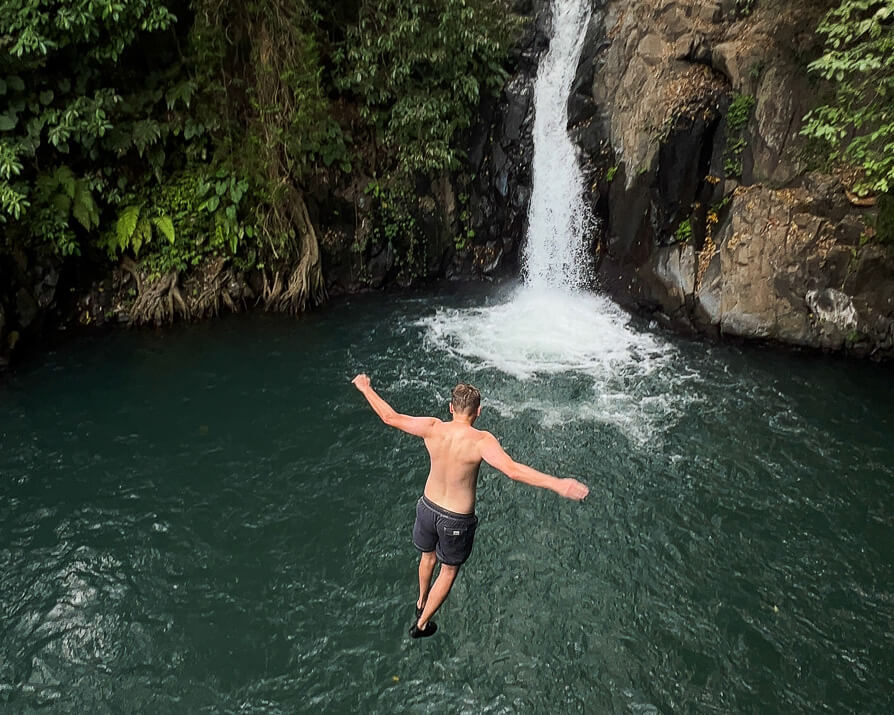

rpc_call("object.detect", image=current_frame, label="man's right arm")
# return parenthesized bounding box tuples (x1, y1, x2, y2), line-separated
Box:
(351, 373, 438, 438)
(480, 432, 589, 500)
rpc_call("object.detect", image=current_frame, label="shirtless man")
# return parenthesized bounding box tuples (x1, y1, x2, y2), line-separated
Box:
(351, 374, 589, 639)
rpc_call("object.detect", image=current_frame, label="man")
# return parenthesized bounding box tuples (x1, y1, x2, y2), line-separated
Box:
(351, 374, 589, 639)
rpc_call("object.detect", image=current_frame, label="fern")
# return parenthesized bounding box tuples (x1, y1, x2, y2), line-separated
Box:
(151, 215, 175, 244)
(114, 203, 175, 257)
(116, 204, 142, 250)
(71, 180, 98, 229)
(54, 166, 76, 199)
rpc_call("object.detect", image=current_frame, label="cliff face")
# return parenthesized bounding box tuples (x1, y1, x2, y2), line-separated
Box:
(571, 0, 894, 357)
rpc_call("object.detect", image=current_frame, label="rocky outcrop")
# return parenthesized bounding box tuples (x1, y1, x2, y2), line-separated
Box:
(692, 181, 893, 354)
(572, 0, 894, 358)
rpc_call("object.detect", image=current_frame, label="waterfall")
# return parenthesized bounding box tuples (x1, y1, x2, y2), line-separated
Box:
(523, 0, 593, 291)
(420, 0, 679, 438)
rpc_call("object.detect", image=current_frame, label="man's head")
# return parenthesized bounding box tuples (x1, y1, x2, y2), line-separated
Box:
(450, 383, 481, 419)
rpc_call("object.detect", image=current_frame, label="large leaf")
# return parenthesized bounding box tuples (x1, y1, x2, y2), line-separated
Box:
(151, 214, 175, 244)
(132, 216, 152, 257)
(72, 181, 99, 230)
(51, 192, 71, 216)
(55, 166, 76, 199)
(116, 204, 142, 249)
(132, 119, 161, 157)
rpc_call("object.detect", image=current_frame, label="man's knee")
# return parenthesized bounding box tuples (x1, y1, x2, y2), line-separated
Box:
(420, 550, 437, 564)
(439, 563, 460, 579)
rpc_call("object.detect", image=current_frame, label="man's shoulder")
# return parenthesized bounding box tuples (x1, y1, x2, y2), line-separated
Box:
(469, 427, 497, 444)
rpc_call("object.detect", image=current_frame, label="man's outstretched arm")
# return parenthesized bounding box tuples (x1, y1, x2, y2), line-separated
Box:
(351, 374, 438, 438)
(480, 432, 589, 500)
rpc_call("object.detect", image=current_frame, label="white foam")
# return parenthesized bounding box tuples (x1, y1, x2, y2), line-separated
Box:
(421, 287, 669, 380)
(417, 286, 687, 443)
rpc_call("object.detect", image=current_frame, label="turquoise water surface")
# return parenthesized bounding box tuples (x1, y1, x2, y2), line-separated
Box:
(1, 285, 892, 712)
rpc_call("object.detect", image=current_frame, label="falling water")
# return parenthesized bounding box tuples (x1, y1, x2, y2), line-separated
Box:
(421, 0, 678, 436)
(523, 0, 593, 290)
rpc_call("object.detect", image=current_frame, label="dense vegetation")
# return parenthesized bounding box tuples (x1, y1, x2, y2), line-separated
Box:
(801, 0, 893, 241)
(0, 0, 519, 320)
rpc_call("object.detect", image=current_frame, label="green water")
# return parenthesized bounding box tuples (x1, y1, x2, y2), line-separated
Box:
(1, 285, 892, 713)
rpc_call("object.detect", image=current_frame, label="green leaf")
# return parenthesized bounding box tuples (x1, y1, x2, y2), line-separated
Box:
(152, 214, 175, 244)
(72, 181, 98, 230)
(39, 90, 53, 105)
(136, 216, 152, 251)
(116, 205, 142, 249)
(55, 166, 76, 199)
(0, 79, 6, 95)
(7, 76, 24, 92)
(0, 113, 17, 131)
(51, 192, 71, 216)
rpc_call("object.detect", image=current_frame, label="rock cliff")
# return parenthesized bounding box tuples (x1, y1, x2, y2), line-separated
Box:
(571, 0, 894, 358)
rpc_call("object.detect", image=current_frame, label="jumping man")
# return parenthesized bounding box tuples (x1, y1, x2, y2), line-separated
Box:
(351, 374, 589, 639)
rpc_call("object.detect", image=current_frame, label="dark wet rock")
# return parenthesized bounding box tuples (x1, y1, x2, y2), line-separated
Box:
(15, 287, 39, 328)
(366, 241, 395, 289)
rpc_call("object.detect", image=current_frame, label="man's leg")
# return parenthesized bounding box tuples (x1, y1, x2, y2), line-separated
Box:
(416, 563, 459, 629)
(417, 550, 437, 611)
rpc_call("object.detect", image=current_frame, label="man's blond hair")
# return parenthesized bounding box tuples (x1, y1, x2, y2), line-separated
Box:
(451, 383, 481, 414)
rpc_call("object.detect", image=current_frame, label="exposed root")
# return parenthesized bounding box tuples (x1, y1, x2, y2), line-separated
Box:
(121, 256, 248, 326)
(263, 190, 327, 314)
(845, 189, 876, 207)
(120, 257, 142, 295)
(130, 271, 182, 326)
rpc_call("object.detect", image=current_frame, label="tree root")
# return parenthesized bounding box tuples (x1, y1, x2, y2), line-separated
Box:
(262, 190, 327, 314)
(120, 192, 323, 325)
(123, 256, 248, 326)
(130, 270, 184, 325)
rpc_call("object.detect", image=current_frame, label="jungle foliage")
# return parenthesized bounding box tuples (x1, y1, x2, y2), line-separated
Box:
(0, 0, 519, 307)
(801, 0, 894, 196)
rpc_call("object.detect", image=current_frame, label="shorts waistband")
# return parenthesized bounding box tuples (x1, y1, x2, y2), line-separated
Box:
(421, 495, 475, 520)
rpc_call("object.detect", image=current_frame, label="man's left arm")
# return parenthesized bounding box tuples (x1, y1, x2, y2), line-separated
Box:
(351, 373, 437, 438)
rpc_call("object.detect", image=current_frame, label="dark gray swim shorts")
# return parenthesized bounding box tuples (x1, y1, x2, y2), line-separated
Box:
(412, 495, 478, 566)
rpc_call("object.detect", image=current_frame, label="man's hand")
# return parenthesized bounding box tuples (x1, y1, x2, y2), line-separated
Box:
(559, 478, 589, 501)
(352, 373, 371, 391)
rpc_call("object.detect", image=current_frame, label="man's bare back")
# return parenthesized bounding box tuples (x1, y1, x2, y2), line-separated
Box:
(421, 419, 489, 514)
